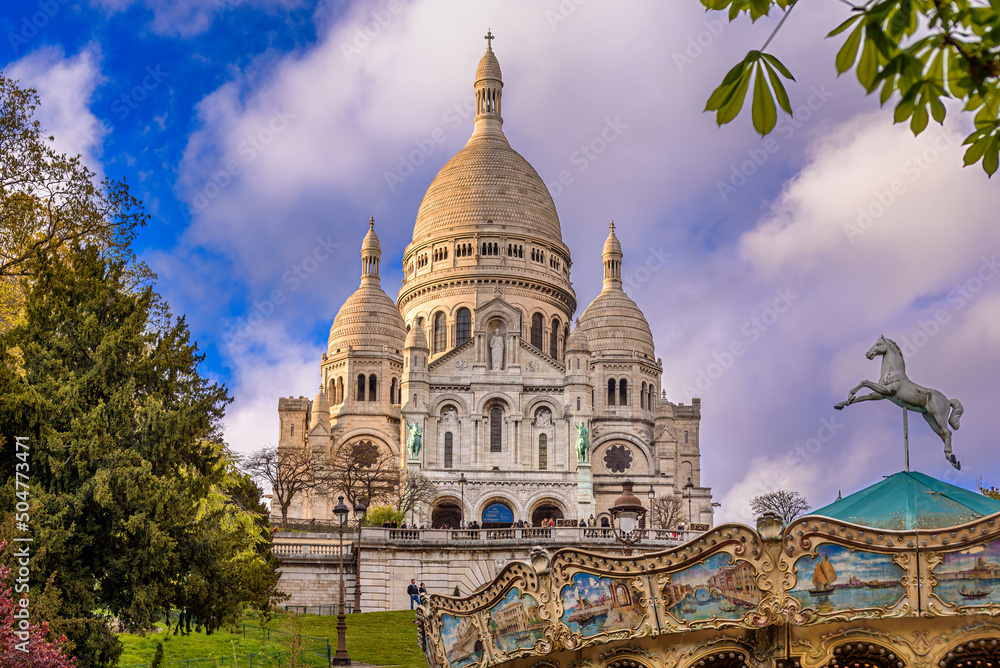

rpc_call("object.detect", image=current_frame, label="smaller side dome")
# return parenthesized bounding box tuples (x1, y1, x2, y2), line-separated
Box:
(310, 384, 330, 430)
(565, 326, 590, 354)
(328, 219, 406, 354)
(405, 321, 429, 350)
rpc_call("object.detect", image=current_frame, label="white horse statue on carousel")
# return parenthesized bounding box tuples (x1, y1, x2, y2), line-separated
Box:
(835, 335, 964, 470)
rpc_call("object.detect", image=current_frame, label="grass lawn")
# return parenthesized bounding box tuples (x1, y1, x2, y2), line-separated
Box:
(118, 610, 426, 668)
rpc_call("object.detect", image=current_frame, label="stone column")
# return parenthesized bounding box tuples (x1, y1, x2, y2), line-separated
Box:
(577, 462, 593, 520)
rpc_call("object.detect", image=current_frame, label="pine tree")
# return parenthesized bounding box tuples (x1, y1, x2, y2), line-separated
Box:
(0, 245, 279, 666)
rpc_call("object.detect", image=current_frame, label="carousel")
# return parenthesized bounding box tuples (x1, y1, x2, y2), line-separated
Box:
(416, 338, 1000, 668)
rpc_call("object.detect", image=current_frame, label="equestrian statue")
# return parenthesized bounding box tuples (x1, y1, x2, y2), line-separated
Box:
(835, 335, 963, 470)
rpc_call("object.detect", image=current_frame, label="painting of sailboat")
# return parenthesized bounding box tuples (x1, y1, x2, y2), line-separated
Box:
(790, 544, 905, 614)
(809, 556, 837, 595)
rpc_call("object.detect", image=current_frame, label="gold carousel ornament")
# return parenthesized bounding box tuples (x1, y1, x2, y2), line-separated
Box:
(416, 339, 1000, 668)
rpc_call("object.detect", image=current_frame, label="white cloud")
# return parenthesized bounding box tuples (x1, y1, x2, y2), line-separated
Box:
(5, 45, 107, 172)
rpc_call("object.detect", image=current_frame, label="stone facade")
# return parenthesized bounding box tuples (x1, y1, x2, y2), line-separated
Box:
(276, 35, 713, 531)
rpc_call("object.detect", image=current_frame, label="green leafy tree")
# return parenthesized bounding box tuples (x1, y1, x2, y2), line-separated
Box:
(702, 0, 1000, 175)
(0, 245, 277, 665)
(361, 505, 406, 527)
(0, 73, 148, 333)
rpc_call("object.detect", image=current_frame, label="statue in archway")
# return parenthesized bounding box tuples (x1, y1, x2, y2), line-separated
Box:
(574, 422, 590, 464)
(490, 329, 504, 370)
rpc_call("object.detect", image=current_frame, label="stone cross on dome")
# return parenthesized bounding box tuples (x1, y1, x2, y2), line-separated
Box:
(484, 29, 494, 50)
(368, 216, 374, 230)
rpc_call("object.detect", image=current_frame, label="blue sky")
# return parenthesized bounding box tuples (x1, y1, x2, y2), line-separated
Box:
(3, 0, 998, 524)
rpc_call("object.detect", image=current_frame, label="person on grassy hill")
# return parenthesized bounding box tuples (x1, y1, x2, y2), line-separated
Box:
(408, 579, 420, 609)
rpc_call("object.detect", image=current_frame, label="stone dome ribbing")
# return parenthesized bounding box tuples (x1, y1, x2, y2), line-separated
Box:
(565, 326, 590, 354)
(476, 47, 502, 84)
(328, 285, 406, 353)
(411, 135, 563, 244)
(577, 290, 655, 358)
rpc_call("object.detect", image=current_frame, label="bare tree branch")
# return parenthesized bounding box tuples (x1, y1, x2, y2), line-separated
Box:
(321, 439, 400, 509)
(650, 495, 685, 529)
(749, 489, 810, 524)
(241, 446, 315, 525)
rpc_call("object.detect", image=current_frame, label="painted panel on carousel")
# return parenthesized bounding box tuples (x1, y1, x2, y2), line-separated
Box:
(934, 538, 1000, 608)
(790, 543, 905, 615)
(440, 613, 483, 668)
(559, 573, 645, 638)
(661, 551, 763, 623)
(488, 587, 546, 654)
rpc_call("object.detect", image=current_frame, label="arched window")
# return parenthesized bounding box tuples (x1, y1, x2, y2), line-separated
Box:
(290, 424, 294, 436)
(433, 312, 446, 353)
(607, 379, 616, 406)
(641, 382, 647, 409)
(490, 405, 503, 452)
(538, 434, 547, 470)
(390, 378, 398, 405)
(577, 397, 581, 410)
(550, 317, 560, 358)
(619, 378, 628, 406)
(456, 307, 471, 345)
(530, 313, 544, 349)
(648, 386, 655, 410)
(368, 374, 377, 402)
(684, 431, 689, 444)
(336, 377, 344, 404)
(357, 374, 366, 402)
(444, 432, 453, 469)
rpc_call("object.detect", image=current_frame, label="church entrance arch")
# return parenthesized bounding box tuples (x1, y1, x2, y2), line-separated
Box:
(431, 500, 462, 529)
(481, 501, 514, 528)
(531, 502, 564, 526)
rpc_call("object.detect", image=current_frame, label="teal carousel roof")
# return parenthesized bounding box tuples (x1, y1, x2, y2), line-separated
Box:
(811, 470, 1000, 530)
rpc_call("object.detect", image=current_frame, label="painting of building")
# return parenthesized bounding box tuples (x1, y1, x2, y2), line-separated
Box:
(440, 614, 482, 668)
(661, 552, 762, 622)
(934, 538, 1000, 607)
(790, 543, 905, 614)
(560, 573, 644, 637)
(489, 587, 546, 653)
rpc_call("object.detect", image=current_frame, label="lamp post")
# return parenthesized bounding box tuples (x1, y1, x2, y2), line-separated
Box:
(609, 480, 648, 556)
(332, 496, 365, 665)
(646, 485, 655, 528)
(458, 472, 467, 529)
(684, 477, 695, 530)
